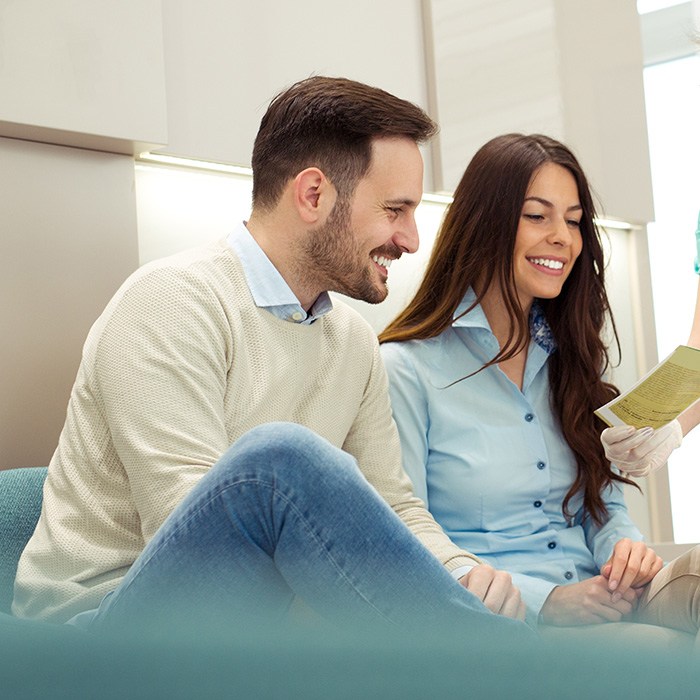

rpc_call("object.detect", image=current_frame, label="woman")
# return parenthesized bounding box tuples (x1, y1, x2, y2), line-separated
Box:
(379, 133, 700, 634)
(601, 210, 700, 476)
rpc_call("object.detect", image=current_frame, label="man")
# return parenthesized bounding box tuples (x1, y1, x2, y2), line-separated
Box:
(13, 76, 526, 634)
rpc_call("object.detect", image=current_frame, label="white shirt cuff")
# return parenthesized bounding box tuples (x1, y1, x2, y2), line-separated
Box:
(450, 563, 477, 581)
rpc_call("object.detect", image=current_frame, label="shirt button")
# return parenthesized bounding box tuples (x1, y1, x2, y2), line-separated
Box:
(533, 500, 542, 508)
(524, 413, 534, 422)
(291, 311, 304, 322)
(548, 542, 556, 549)
(564, 571, 573, 580)
(537, 461, 546, 470)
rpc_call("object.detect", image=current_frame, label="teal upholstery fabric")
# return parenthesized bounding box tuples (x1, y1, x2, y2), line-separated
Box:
(0, 467, 47, 614)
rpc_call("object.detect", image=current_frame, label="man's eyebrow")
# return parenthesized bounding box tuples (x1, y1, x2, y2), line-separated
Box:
(385, 198, 420, 208)
(524, 196, 582, 212)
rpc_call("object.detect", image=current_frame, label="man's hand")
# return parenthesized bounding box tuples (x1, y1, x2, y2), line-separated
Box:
(459, 564, 526, 621)
(600, 538, 663, 601)
(539, 576, 639, 626)
(601, 421, 682, 477)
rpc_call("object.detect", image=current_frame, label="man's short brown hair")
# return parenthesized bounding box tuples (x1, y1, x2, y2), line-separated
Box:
(251, 76, 437, 210)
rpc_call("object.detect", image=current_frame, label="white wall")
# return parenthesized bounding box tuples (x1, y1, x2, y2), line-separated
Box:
(159, 0, 433, 184)
(0, 0, 167, 153)
(0, 138, 139, 467)
(426, 0, 655, 227)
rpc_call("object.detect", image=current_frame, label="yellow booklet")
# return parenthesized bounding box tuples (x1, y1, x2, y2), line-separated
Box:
(595, 345, 700, 429)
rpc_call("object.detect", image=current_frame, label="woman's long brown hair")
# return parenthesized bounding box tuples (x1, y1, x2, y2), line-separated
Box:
(379, 133, 636, 525)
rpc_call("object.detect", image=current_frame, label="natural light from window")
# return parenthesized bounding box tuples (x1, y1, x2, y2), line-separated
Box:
(644, 53, 700, 542)
(638, 0, 690, 14)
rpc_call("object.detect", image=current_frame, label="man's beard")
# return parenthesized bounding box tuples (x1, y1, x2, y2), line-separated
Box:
(303, 199, 401, 305)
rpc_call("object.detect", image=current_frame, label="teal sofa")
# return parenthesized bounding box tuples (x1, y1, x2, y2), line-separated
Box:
(0, 466, 46, 615)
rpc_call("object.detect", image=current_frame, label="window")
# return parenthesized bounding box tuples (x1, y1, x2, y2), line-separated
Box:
(638, 0, 689, 13)
(641, 3, 700, 541)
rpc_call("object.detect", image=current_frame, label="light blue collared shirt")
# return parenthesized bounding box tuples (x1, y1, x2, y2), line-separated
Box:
(227, 223, 333, 324)
(381, 288, 642, 616)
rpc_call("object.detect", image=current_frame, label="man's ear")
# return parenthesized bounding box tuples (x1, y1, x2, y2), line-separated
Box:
(293, 168, 337, 224)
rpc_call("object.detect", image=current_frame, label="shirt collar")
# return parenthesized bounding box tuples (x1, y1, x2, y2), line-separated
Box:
(452, 287, 556, 354)
(227, 222, 333, 324)
(452, 288, 490, 331)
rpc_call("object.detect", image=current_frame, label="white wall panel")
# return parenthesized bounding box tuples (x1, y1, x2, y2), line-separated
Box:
(0, 0, 167, 154)
(426, 0, 655, 225)
(0, 138, 139, 468)
(159, 0, 431, 177)
(555, 1, 654, 224)
(426, 0, 564, 191)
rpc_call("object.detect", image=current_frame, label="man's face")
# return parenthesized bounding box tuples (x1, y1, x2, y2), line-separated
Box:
(304, 136, 424, 304)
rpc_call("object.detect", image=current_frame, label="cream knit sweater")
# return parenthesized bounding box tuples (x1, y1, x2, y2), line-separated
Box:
(13, 240, 479, 622)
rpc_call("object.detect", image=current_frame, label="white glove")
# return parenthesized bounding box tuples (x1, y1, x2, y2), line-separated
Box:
(600, 420, 683, 477)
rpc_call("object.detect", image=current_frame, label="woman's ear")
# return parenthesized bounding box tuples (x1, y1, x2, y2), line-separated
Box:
(293, 168, 338, 224)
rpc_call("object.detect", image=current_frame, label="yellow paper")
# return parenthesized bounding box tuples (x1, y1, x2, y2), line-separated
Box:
(595, 345, 700, 429)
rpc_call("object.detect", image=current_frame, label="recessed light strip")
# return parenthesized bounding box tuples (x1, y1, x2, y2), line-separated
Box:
(136, 152, 640, 230)
(421, 192, 454, 205)
(596, 218, 642, 231)
(137, 152, 253, 177)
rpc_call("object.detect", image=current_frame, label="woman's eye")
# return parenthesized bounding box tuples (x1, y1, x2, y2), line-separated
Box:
(524, 213, 544, 221)
(567, 219, 581, 227)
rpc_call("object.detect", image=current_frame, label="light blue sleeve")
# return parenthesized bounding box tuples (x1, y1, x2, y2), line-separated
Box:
(581, 481, 644, 570)
(510, 574, 558, 620)
(517, 481, 644, 620)
(380, 342, 431, 505)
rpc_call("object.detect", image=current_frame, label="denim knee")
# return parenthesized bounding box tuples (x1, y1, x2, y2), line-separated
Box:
(213, 422, 363, 489)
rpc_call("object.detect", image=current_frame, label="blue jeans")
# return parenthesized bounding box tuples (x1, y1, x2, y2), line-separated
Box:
(88, 423, 528, 639)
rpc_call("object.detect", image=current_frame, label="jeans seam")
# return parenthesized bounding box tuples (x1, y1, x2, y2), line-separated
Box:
(268, 481, 396, 625)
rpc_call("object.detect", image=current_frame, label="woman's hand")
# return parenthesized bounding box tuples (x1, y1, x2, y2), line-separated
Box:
(539, 576, 639, 626)
(600, 538, 663, 600)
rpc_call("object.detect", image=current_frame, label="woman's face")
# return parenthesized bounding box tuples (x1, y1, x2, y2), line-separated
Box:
(512, 162, 583, 310)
